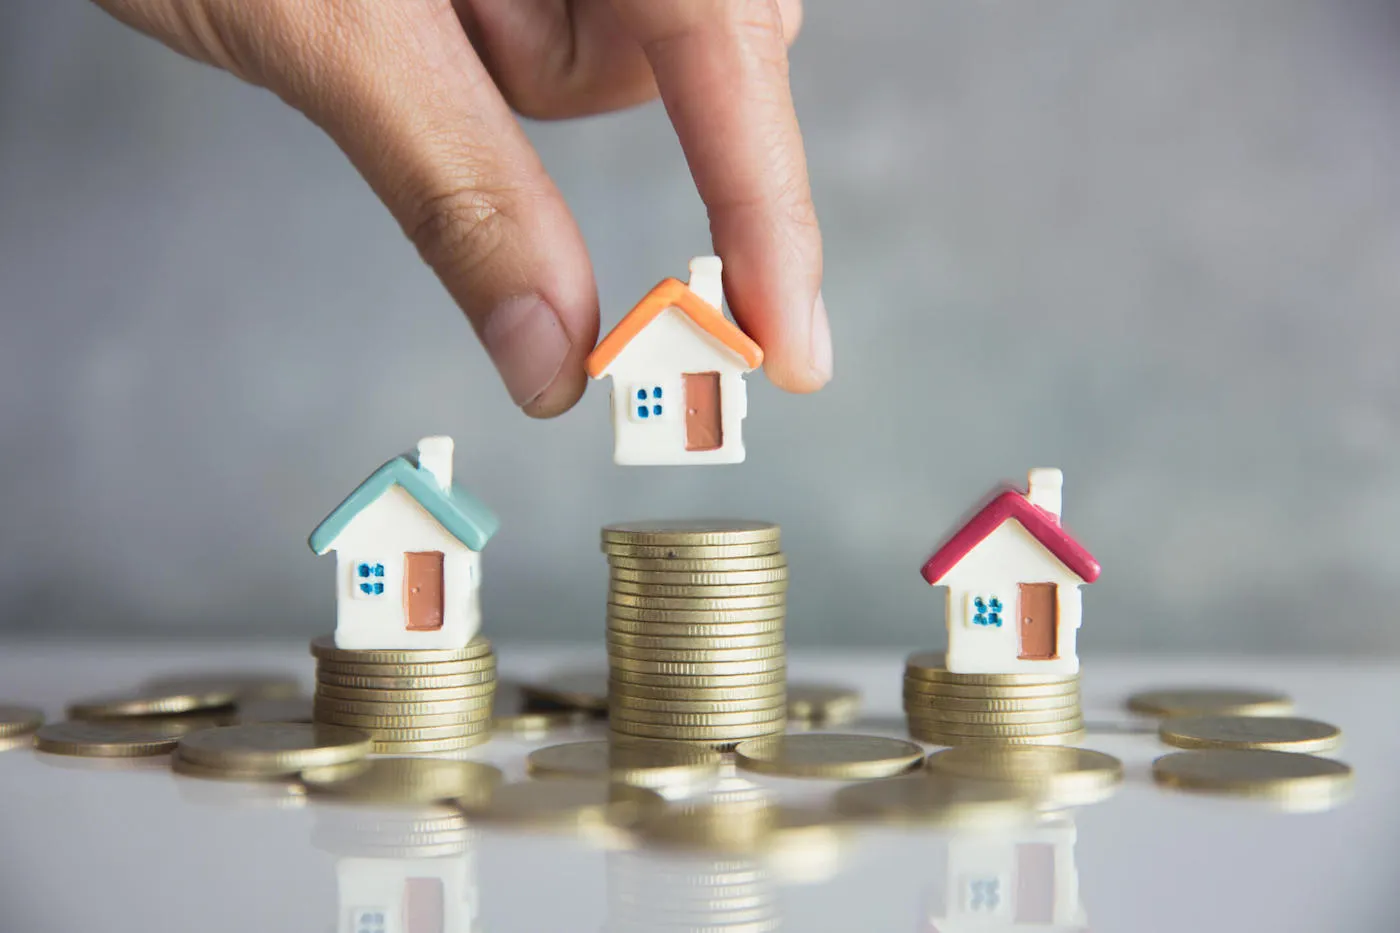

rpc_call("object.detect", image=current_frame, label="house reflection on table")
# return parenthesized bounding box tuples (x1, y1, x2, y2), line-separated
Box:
(926, 813, 1087, 933)
(311, 804, 479, 933)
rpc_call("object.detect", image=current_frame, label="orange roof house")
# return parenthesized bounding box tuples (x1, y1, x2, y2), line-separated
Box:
(586, 256, 763, 466)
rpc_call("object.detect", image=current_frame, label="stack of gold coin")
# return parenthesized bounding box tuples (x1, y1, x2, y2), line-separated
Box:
(903, 651, 1083, 746)
(603, 520, 787, 750)
(310, 635, 497, 753)
(603, 849, 779, 933)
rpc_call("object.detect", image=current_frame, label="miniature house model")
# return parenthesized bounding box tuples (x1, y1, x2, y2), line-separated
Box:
(308, 436, 499, 650)
(920, 469, 1099, 675)
(586, 256, 764, 465)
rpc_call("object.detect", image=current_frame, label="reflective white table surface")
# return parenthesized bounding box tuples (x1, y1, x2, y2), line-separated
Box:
(0, 642, 1396, 933)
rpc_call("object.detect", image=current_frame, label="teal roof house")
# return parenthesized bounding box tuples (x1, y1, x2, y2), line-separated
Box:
(309, 436, 499, 650)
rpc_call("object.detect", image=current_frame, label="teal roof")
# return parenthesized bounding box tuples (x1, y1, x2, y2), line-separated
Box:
(308, 452, 500, 555)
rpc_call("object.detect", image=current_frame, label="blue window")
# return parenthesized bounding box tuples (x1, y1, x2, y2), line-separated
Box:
(630, 385, 665, 421)
(971, 595, 1003, 627)
(354, 561, 386, 597)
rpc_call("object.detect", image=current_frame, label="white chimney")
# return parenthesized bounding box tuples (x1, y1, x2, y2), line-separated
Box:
(1026, 467, 1063, 521)
(417, 436, 454, 490)
(687, 255, 724, 310)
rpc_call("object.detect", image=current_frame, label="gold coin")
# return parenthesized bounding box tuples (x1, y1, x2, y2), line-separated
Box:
(301, 757, 504, 804)
(608, 643, 787, 664)
(143, 671, 303, 701)
(314, 682, 496, 702)
(340, 722, 493, 741)
(0, 704, 44, 738)
(610, 668, 787, 689)
(785, 685, 861, 725)
(1127, 688, 1293, 718)
(905, 716, 1084, 737)
(177, 723, 372, 771)
(312, 694, 493, 716)
(902, 679, 1081, 699)
(235, 698, 315, 724)
(904, 652, 1077, 686)
(493, 710, 592, 737)
(611, 693, 786, 714)
(609, 580, 789, 599)
(905, 706, 1083, 726)
(611, 719, 784, 741)
(601, 520, 781, 546)
(33, 720, 185, 757)
(316, 669, 497, 690)
(520, 671, 610, 713)
(316, 658, 497, 677)
(1152, 749, 1353, 805)
(463, 778, 664, 830)
(68, 686, 237, 720)
(610, 567, 789, 586)
(910, 727, 1087, 747)
(315, 709, 493, 729)
(170, 751, 309, 782)
(1159, 715, 1342, 753)
(833, 774, 1030, 826)
(903, 691, 1080, 712)
(309, 634, 492, 665)
(371, 733, 492, 754)
(608, 554, 788, 572)
(613, 706, 787, 727)
(734, 733, 924, 780)
(606, 617, 786, 638)
(610, 656, 786, 677)
(609, 679, 786, 702)
(602, 542, 782, 560)
(527, 739, 724, 787)
(926, 746, 1123, 808)
(607, 630, 786, 651)
(608, 604, 786, 623)
(610, 592, 787, 611)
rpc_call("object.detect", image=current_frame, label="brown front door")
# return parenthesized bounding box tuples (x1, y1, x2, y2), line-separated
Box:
(684, 371, 723, 451)
(1017, 583, 1058, 660)
(403, 877, 445, 933)
(403, 551, 444, 631)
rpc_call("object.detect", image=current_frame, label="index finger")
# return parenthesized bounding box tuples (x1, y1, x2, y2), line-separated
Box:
(610, 0, 831, 391)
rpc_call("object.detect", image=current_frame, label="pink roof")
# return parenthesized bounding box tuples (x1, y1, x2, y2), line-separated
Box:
(920, 485, 1100, 585)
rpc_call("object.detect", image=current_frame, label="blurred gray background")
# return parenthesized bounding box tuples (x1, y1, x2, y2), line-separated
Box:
(2, 0, 1399, 652)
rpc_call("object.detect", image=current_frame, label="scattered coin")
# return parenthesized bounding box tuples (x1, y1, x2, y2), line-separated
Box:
(1158, 715, 1342, 753)
(785, 685, 860, 725)
(494, 709, 592, 736)
(833, 774, 1030, 826)
(1152, 749, 1353, 807)
(527, 739, 724, 788)
(601, 520, 781, 547)
(0, 704, 44, 738)
(462, 778, 664, 831)
(1128, 688, 1294, 718)
(734, 733, 924, 780)
(926, 746, 1123, 808)
(178, 723, 372, 772)
(309, 634, 493, 665)
(301, 757, 504, 805)
(68, 686, 237, 720)
(521, 671, 610, 713)
(170, 752, 308, 782)
(34, 720, 185, 757)
(143, 671, 303, 701)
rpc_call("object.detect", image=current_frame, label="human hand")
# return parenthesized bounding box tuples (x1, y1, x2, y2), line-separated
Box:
(94, 0, 830, 416)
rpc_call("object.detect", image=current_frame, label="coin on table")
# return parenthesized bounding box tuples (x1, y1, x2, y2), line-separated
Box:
(528, 739, 724, 788)
(1152, 749, 1353, 807)
(1127, 688, 1293, 718)
(68, 686, 237, 720)
(301, 757, 504, 805)
(143, 671, 303, 701)
(463, 778, 664, 831)
(834, 773, 1030, 826)
(0, 704, 44, 738)
(1158, 715, 1342, 753)
(520, 671, 610, 713)
(235, 697, 315, 724)
(34, 720, 186, 757)
(904, 652, 1077, 686)
(493, 709, 592, 737)
(734, 733, 924, 780)
(785, 685, 860, 725)
(178, 723, 372, 772)
(602, 520, 781, 546)
(170, 751, 309, 782)
(309, 634, 492, 665)
(926, 746, 1123, 808)
(610, 567, 790, 586)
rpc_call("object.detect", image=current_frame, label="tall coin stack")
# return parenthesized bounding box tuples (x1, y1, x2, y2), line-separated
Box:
(311, 635, 497, 753)
(903, 650, 1084, 746)
(603, 521, 788, 750)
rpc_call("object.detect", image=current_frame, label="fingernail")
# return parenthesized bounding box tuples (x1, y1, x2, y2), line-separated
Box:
(481, 295, 572, 407)
(809, 290, 834, 383)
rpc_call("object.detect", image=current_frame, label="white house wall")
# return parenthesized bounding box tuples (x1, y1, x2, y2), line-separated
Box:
(328, 486, 481, 650)
(938, 520, 1084, 674)
(603, 308, 750, 465)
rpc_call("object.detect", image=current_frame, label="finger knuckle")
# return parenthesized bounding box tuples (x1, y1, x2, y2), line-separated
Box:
(406, 185, 515, 279)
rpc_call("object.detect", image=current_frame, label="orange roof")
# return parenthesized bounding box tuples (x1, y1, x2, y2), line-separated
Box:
(586, 278, 764, 378)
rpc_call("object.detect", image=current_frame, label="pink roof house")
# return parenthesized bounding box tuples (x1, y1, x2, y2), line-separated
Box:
(920, 469, 1099, 675)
